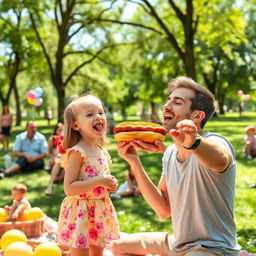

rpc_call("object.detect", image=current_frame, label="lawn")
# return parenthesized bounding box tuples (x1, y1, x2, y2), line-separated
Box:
(0, 112, 255, 252)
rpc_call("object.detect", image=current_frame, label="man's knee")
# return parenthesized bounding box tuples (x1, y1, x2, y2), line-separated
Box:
(111, 240, 122, 256)
(185, 251, 217, 256)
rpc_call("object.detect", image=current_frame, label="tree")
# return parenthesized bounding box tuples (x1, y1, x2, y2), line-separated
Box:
(0, 1, 32, 125)
(27, 0, 126, 121)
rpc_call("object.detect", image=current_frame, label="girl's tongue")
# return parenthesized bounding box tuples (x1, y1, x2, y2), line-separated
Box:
(94, 123, 103, 132)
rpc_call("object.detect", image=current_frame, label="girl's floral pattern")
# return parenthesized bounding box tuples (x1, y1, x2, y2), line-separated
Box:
(57, 145, 119, 248)
(84, 165, 97, 177)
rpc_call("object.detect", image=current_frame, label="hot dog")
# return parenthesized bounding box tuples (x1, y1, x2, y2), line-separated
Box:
(114, 122, 167, 143)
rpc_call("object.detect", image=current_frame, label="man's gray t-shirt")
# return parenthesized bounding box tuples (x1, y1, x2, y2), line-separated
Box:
(162, 132, 240, 256)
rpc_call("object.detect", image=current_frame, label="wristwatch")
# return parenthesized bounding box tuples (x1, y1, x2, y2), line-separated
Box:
(183, 136, 201, 150)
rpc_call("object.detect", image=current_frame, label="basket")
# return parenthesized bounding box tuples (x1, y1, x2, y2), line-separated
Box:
(0, 217, 44, 238)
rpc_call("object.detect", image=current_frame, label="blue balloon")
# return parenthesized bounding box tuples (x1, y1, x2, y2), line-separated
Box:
(34, 87, 43, 98)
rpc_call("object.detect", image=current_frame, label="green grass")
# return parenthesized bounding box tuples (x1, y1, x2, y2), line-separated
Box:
(0, 113, 256, 252)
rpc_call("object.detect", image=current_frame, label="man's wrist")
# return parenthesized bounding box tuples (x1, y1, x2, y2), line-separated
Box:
(183, 136, 201, 150)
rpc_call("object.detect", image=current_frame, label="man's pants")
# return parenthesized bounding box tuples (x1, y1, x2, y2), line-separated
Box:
(16, 157, 44, 172)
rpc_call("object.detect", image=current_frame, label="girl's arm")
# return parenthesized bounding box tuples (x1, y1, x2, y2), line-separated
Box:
(64, 151, 117, 196)
(126, 174, 135, 190)
(48, 137, 54, 156)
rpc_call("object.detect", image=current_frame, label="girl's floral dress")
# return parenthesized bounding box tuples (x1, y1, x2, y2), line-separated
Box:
(56, 145, 119, 248)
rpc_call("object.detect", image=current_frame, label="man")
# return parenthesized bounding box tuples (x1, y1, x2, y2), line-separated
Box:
(112, 77, 239, 256)
(0, 120, 47, 178)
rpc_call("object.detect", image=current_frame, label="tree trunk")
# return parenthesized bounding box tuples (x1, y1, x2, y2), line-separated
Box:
(13, 85, 21, 126)
(150, 102, 160, 123)
(56, 86, 65, 122)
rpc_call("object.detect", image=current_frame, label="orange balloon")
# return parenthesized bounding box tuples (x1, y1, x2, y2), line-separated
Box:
(0, 229, 27, 251)
(0, 207, 8, 222)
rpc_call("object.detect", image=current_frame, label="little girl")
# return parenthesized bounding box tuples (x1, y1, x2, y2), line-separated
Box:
(56, 94, 119, 256)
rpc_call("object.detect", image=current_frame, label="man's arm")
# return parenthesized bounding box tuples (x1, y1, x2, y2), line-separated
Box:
(117, 141, 171, 218)
(171, 119, 231, 173)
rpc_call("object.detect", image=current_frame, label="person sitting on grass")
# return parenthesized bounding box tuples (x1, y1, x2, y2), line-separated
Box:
(0, 120, 48, 178)
(45, 122, 65, 196)
(110, 167, 141, 199)
(244, 125, 256, 160)
(4, 183, 31, 221)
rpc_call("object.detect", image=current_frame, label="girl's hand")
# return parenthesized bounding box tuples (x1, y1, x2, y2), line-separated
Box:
(101, 173, 118, 192)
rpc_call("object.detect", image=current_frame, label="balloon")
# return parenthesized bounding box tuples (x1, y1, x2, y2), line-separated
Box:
(27, 90, 36, 99)
(4, 242, 33, 256)
(33, 242, 62, 256)
(0, 229, 27, 251)
(34, 87, 43, 98)
(27, 97, 35, 105)
(24, 207, 44, 221)
(237, 90, 243, 97)
(245, 94, 250, 101)
(34, 98, 43, 107)
(0, 207, 8, 222)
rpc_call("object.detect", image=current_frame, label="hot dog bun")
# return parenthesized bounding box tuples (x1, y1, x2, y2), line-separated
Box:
(114, 122, 167, 143)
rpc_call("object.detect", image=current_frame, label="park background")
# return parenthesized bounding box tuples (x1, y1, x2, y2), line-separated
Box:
(0, 0, 255, 253)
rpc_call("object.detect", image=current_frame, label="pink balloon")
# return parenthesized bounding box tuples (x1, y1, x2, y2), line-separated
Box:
(27, 90, 36, 99)
(237, 90, 243, 97)
(34, 98, 43, 107)
(245, 94, 250, 101)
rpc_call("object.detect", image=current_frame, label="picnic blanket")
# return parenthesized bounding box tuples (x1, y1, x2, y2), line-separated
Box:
(0, 217, 255, 256)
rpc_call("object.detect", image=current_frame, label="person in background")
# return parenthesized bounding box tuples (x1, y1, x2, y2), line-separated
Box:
(45, 107, 53, 126)
(47, 122, 64, 171)
(110, 167, 140, 199)
(112, 76, 239, 256)
(45, 122, 64, 196)
(0, 104, 13, 150)
(4, 183, 31, 221)
(56, 94, 119, 256)
(238, 101, 244, 118)
(0, 120, 48, 178)
(244, 125, 256, 160)
(107, 106, 115, 134)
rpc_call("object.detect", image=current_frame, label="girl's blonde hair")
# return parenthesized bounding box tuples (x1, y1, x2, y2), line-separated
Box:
(62, 94, 107, 150)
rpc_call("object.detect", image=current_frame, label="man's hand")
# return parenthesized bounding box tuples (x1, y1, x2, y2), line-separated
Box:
(169, 119, 198, 148)
(117, 141, 139, 164)
(130, 140, 166, 153)
(25, 155, 37, 163)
